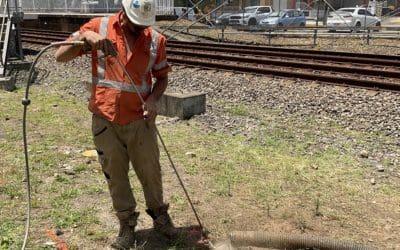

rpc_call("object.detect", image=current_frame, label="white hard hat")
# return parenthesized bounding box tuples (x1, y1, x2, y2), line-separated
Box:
(122, 0, 155, 26)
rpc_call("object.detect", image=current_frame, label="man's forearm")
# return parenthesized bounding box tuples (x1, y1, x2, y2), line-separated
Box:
(55, 33, 85, 62)
(149, 76, 168, 101)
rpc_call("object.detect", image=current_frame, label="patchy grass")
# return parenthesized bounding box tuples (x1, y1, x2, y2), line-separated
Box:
(224, 103, 250, 117)
(1, 80, 399, 250)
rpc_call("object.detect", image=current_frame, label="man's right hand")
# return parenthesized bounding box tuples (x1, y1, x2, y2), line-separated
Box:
(55, 30, 103, 62)
(80, 31, 105, 51)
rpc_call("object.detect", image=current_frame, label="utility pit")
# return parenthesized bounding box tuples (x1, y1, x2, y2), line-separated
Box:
(157, 92, 206, 120)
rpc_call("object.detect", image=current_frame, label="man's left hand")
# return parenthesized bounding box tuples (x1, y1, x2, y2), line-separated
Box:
(143, 96, 157, 123)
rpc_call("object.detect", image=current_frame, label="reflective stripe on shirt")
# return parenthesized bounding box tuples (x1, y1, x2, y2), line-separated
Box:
(97, 16, 108, 80)
(153, 59, 168, 71)
(92, 77, 150, 93)
(95, 16, 156, 93)
(142, 29, 158, 83)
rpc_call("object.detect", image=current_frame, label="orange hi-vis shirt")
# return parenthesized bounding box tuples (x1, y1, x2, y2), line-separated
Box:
(78, 11, 171, 125)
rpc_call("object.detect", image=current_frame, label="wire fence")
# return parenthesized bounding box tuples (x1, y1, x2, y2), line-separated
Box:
(19, 0, 174, 15)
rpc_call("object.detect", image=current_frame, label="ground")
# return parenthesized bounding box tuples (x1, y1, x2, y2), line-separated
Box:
(1, 34, 400, 250)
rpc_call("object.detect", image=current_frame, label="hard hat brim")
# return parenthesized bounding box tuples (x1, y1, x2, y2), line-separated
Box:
(125, 11, 155, 26)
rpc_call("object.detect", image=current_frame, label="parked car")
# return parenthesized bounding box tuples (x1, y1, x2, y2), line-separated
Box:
(259, 9, 306, 29)
(229, 6, 274, 26)
(216, 12, 233, 26)
(327, 7, 381, 32)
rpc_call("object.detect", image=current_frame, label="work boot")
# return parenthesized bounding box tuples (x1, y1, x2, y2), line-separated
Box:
(146, 204, 179, 240)
(111, 212, 139, 250)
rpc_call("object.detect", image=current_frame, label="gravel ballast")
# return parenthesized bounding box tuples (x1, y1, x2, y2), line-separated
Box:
(18, 35, 400, 181)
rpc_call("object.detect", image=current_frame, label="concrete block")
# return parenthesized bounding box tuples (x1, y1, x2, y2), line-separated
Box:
(158, 92, 206, 120)
(8, 61, 32, 71)
(0, 75, 16, 91)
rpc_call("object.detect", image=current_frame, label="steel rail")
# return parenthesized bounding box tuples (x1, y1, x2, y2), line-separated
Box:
(19, 29, 400, 59)
(168, 56, 400, 92)
(167, 43, 400, 67)
(21, 33, 66, 42)
(21, 38, 56, 45)
(167, 49, 400, 79)
(22, 28, 71, 35)
(168, 40, 400, 61)
(20, 30, 400, 66)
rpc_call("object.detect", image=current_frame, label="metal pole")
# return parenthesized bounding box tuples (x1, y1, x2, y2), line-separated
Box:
(316, 0, 320, 27)
(364, 8, 367, 32)
(106, 0, 109, 13)
(13, 0, 18, 11)
(6, 0, 9, 18)
(313, 28, 317, 46)
(367, 28, 370, 45)
(268, 29, 271, 45)
(241, 0, 244, 26)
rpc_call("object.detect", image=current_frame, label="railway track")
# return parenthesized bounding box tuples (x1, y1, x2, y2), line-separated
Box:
(21, 28, 400, 92)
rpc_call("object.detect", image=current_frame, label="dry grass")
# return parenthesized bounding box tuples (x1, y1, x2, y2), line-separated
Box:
(1, 38, 400, 249)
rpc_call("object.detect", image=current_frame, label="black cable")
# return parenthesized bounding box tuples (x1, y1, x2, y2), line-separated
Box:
(21, 41, 84, 250)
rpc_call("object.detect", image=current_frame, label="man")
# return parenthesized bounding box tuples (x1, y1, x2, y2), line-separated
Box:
(55, 0, 177, 249)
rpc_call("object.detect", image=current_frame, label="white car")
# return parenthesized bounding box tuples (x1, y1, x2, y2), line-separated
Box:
(215, 13, 233, 26)
(260, 9, 306, 29)
(327, 7, 381, 32)
(229, 6, 274, 26)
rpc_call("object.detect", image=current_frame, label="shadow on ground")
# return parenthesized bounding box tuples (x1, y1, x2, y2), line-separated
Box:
(23, 48, 40, 56)
(133, 225, 209, 249)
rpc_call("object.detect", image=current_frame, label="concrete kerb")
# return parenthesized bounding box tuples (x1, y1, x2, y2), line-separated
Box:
(157, 92, 206, 120)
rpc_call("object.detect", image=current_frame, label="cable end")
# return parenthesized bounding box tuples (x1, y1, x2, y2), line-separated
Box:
(50, 41, 86, 47)
(22, 98, 31, 106)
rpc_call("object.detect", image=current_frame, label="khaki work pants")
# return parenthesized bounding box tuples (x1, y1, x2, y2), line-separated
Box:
(92, 114, 164, 221)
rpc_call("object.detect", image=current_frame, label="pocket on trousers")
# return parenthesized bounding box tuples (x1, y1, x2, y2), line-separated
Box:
(92, 115, 108, 137)
(93, 126, 107, 137)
